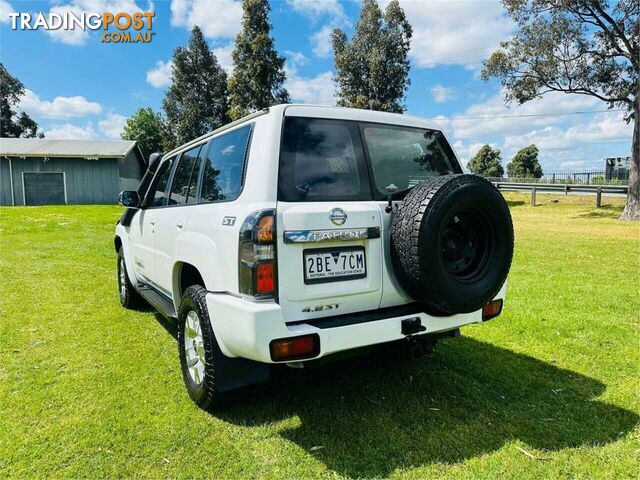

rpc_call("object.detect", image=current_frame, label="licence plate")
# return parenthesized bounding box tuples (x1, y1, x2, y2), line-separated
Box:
(303, 247, 366, 284)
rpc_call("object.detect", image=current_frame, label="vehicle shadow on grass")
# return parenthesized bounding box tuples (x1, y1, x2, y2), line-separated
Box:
(218, 337, 638, 478)
(153, 312, 178, 340)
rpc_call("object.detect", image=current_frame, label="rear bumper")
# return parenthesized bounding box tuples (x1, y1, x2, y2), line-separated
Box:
(206, 283, 506, 364)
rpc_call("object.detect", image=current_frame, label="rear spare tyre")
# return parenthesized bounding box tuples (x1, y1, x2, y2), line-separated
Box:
(390, 174, 513, 314)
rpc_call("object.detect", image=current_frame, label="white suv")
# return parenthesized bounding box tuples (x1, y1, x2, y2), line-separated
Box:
(115, 105, 513, 409)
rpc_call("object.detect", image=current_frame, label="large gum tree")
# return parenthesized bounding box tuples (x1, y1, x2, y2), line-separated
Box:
(482, 0, 639, 220)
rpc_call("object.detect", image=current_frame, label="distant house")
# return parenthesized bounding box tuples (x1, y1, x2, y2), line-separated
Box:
(0, 138, 145, 206)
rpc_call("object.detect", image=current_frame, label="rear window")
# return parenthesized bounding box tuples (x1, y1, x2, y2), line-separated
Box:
(362, 125, 459, 198)
(278, 117, 371, 202)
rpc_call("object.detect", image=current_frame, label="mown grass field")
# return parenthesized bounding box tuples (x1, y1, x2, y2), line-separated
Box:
(1, 193, 638, 479)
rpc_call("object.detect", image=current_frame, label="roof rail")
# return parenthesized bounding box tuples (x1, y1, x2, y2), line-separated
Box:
(163, 108, 270, 157)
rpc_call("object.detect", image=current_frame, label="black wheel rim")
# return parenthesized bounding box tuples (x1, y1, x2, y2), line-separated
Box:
(440, 209, 493, 283)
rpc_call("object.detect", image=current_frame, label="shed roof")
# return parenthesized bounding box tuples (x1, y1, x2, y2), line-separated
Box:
(0, 138, 139, 159)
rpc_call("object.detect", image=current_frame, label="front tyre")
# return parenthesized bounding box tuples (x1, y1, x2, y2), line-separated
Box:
(177, 285, 237, 410)
(117, 246, 144, 309)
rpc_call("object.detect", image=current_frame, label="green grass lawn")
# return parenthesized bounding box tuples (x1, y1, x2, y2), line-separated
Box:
(1, 193, 638, 479)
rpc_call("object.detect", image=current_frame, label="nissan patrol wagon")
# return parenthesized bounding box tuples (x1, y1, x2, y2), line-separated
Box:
(115, 105, 514, 409)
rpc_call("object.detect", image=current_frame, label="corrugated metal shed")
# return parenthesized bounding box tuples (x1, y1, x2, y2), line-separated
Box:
(0, 138, 146, 206)
(0, 138, 138, 158)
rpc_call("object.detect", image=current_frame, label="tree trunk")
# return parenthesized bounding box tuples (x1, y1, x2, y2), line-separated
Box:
(620, 102, 639, 221)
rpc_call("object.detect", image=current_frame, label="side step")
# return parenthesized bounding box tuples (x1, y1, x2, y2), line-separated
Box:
(138, 284, 177, 318)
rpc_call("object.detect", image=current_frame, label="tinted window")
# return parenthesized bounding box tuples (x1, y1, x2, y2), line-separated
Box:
(170, 146, 202, 205)
(278, 117, 370, 202)
(200, 125, 251, 203)
(362, 125, 458, 197)
(149, 160, 173, 207)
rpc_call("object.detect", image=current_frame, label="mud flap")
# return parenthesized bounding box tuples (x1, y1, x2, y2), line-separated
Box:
(212, 335, 271, 392)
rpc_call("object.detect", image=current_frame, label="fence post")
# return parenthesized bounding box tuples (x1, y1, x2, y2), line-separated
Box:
(531, 186, 536, 207)
(596, 186, 602, 208)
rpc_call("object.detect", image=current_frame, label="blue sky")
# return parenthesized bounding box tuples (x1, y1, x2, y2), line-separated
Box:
(0, 0, 633, 172)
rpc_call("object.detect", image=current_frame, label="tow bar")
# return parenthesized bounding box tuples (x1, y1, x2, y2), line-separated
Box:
(400, 319, 460, 360)
(401, 317, 426, 335)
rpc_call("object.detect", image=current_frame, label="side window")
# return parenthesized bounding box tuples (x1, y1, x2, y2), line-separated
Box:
(200, 125, 252, 203)
(149, 160, 173, 207)
(169, 145, 202, 205)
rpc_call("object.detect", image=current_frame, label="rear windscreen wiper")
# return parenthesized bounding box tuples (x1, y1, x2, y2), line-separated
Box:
(295, 183, 310, 197)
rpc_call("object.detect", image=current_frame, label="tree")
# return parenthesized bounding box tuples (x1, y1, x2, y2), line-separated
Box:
(332, 0, 412, 113)
(482, 0, 639, 220)
(468, 145, 505, 177)
(162, 26, 229, 151)
(507, 144, 543, 178)
(121, 107, 164, 160)
(0, 63, 43, 138)
(228, 0, 289, 120)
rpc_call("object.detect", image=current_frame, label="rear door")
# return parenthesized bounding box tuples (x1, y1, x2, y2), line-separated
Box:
(154, 145, 203, 294)
(276, 116, 383, 323)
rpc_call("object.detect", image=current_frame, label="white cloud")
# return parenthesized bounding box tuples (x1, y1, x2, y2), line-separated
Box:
(147, 44, 232, 88)
(286, 0, 346, 24)
(45, 0, 149, 46)
(44, 123, 97, 139)
(560, 160, 587, 169)
(285, 50, 308, 68)
(437, 91, 601, 141)
(20, 89, 102, 119)
(42, 111, 129, 140)
(289, 0, 348, 59)
(212, 43, 234, 73)
(146, 60, 173, 88)
(431, 85, 456, 104)
(98, 112, 127, 138)
(384, 0, 514, 69)
(311, 25, 334, 58)
(0, 0, 15, 23)
(46, 4, 91, 45)
(502, 112, 632, 151)
(171, 0, 242, 38)
(286, 71, 335, 106)
(437, 91, 633, 171)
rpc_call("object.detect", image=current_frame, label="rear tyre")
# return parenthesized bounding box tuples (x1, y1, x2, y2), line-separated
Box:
(391, 174, 513, 314)
(178, 285, 239, 410)
(117, 247, 144, 309)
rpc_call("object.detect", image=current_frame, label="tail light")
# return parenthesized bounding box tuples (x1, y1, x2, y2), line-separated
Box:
(482, 299, 503, 320)
(270, 334, 320, 361)
(239, 209, 277, 298)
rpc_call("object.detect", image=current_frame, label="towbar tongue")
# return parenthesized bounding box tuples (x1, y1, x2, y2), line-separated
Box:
(401, 317, 426, 336)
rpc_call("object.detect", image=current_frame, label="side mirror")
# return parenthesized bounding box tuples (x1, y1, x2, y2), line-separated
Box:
(118, 191, 140, 208)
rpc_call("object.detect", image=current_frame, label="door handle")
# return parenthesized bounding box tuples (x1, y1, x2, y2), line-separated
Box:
(149, 220, 156, 226)
(176, 221, 184, 229)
